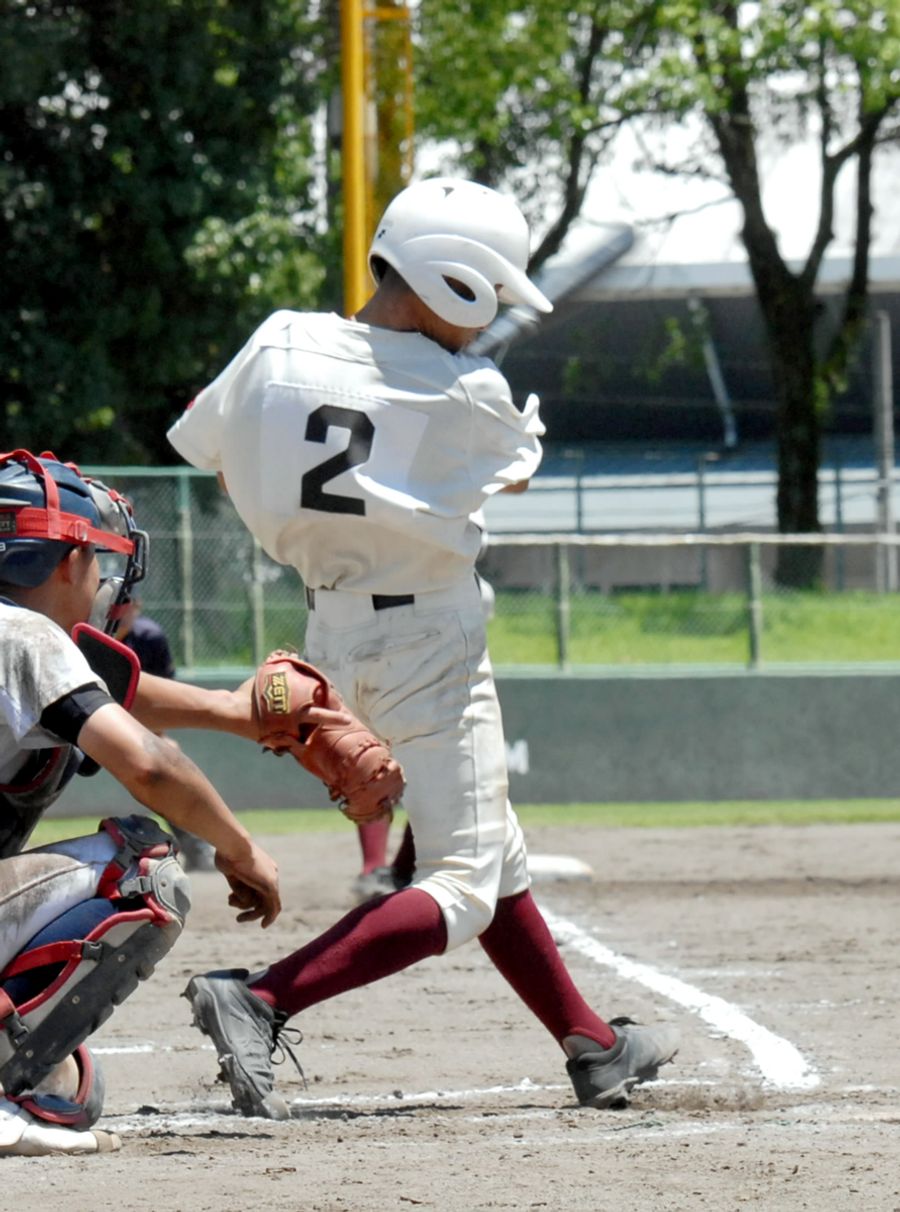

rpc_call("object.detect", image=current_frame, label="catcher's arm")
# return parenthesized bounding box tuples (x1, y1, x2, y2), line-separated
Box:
(79, 702, 281, 927)
(253, 650, 405, 824)
(131, 672, 259, 738)
(130, 670, 349, 741)
(130, 655, 399, 822)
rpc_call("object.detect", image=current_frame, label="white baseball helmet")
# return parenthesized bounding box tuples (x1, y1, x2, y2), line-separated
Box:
(368, 177, 553, 328)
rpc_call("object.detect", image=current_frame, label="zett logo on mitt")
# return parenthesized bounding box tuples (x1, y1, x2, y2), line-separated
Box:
(261, 671, 291, 716)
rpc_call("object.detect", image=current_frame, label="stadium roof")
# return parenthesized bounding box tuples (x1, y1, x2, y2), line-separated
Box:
(475, 222, 900, 450)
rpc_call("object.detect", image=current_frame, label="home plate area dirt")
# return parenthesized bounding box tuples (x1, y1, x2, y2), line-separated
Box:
(10, 822, 900, 1211)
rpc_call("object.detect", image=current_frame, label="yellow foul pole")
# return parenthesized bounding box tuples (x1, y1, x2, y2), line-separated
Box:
(341, 0, 369, 316)
(368, 2, 414, 224)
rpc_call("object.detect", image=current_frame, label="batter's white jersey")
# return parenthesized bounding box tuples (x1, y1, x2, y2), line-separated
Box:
(167, 310, 545, 594)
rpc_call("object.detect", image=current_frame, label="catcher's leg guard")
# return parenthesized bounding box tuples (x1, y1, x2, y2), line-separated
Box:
(14, 1044, 105, 1129)
(0, 814, 190, 1099)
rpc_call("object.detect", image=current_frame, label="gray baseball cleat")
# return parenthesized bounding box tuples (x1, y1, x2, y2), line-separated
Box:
(565, 1017, 680, 1109)
(351, 866, 410, 904)
(184, 968, 302, 1120)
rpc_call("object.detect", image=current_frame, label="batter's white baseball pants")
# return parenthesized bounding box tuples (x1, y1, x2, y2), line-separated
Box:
(305, 577, 530, 950)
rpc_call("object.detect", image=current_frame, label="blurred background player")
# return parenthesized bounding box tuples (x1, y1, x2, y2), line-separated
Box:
(170, 178, 678, 1120)
(352, 815, 413, 902)
(116, 597, 216, 872)
(0, 449, 282, 1155)
(116, 595, 175, 678)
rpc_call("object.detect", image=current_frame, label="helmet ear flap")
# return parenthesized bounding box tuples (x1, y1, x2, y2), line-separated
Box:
(0, 540, 74, 589)
(401, 259, 499, 328)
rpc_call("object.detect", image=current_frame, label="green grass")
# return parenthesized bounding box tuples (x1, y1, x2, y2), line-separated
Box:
(761, 592, 900, 661)
(173, 587, 900, 672)
(30, 799, 900, 848)
(485, 589, 900, 666)
(28, 807, 371, 847)
(512, 800, 900, 828)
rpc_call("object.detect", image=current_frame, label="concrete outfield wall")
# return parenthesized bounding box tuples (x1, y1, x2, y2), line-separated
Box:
(52, 671, 900, 819)
(496, 672, 900, 803)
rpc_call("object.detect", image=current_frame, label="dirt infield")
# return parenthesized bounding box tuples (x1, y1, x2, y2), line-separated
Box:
(8, 820, 900, 1210)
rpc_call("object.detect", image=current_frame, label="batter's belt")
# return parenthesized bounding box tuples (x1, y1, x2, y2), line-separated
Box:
(305, 588, 414, 612)
(303, 581, 483, 627)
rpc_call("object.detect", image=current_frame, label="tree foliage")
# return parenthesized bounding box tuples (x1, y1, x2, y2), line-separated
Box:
(4, 0, 898, 562)
(414, 0, 641, 267)
(415, 0, 900, 582)
(632, 0, 900, 581)
(1, 0, 326, 464)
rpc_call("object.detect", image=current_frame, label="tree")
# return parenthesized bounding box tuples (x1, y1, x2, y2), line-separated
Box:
(0, 0, 326, 464)
(414, 1, 634, 268)
(637, 0, 900, 584)
(415, 0, 900, 585)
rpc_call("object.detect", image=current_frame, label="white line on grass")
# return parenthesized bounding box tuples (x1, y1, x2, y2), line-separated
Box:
(541, 906, 819, 1092)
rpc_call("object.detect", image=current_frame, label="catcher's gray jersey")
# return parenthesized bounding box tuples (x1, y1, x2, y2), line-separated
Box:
(0, 605, 102, 775)
(167, 310, 544, 595)
(0, 604, 108, 854)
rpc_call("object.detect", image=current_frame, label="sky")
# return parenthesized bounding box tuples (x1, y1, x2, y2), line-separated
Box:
(565, 120, 900, 270)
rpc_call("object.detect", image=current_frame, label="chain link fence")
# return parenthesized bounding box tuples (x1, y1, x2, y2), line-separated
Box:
(87, 466, 900, 675)
(479, 531, 900, 670)
(87, 467, 311, 674)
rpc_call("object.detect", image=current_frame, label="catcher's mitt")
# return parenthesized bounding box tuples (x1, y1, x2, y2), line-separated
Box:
(253, 649, 404, 823)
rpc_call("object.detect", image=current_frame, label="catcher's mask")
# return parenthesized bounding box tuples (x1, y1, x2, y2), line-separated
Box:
(0, 449, 147, 634)
(368, 177, 553, 329)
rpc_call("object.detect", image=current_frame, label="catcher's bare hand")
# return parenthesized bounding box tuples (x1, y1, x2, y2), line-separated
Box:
(253, 649, 405, 823)
(215, 842, 281, 928)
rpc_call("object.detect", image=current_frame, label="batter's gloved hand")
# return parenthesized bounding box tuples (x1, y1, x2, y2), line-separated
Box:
(252, 649, 405, 824)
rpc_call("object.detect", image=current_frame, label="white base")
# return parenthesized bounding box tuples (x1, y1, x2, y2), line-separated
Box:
(527, 853, 594, 882)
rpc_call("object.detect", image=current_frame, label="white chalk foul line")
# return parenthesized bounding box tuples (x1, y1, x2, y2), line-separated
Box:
(105, 1081, 569, 1134)
(92, 1042, 215, 1055)
(541, 906, 819, 1092)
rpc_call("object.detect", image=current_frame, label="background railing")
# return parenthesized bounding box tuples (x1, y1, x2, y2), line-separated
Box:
(480, 531, 900, 671)
(86, 465, 900, 675)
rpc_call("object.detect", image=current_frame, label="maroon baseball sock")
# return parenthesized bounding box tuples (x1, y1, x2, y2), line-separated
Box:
(479, 889, 616, 1050)
(357, 815, 393, 874)
(248, 888, 447, 1016)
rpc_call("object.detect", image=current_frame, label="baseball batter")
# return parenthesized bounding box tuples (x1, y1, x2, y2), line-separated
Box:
(171, 178, 679, 1116)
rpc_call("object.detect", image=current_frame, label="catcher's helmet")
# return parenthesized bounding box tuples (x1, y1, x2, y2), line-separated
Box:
(368, 177, 553, 328)
(0, 449, 147, 632)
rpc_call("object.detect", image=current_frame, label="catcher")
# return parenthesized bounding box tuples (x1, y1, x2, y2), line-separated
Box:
(0, 449, 402, 1155)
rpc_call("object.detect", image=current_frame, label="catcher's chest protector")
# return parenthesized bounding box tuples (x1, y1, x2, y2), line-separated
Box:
(0, 624, 141, 858)
(0, 814, 190, 1117)
(71, 622, 140, 709)
(0, 746, 85, 858)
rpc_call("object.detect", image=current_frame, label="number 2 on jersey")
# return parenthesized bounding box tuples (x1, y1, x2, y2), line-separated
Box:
(301, 404, 374, 515)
